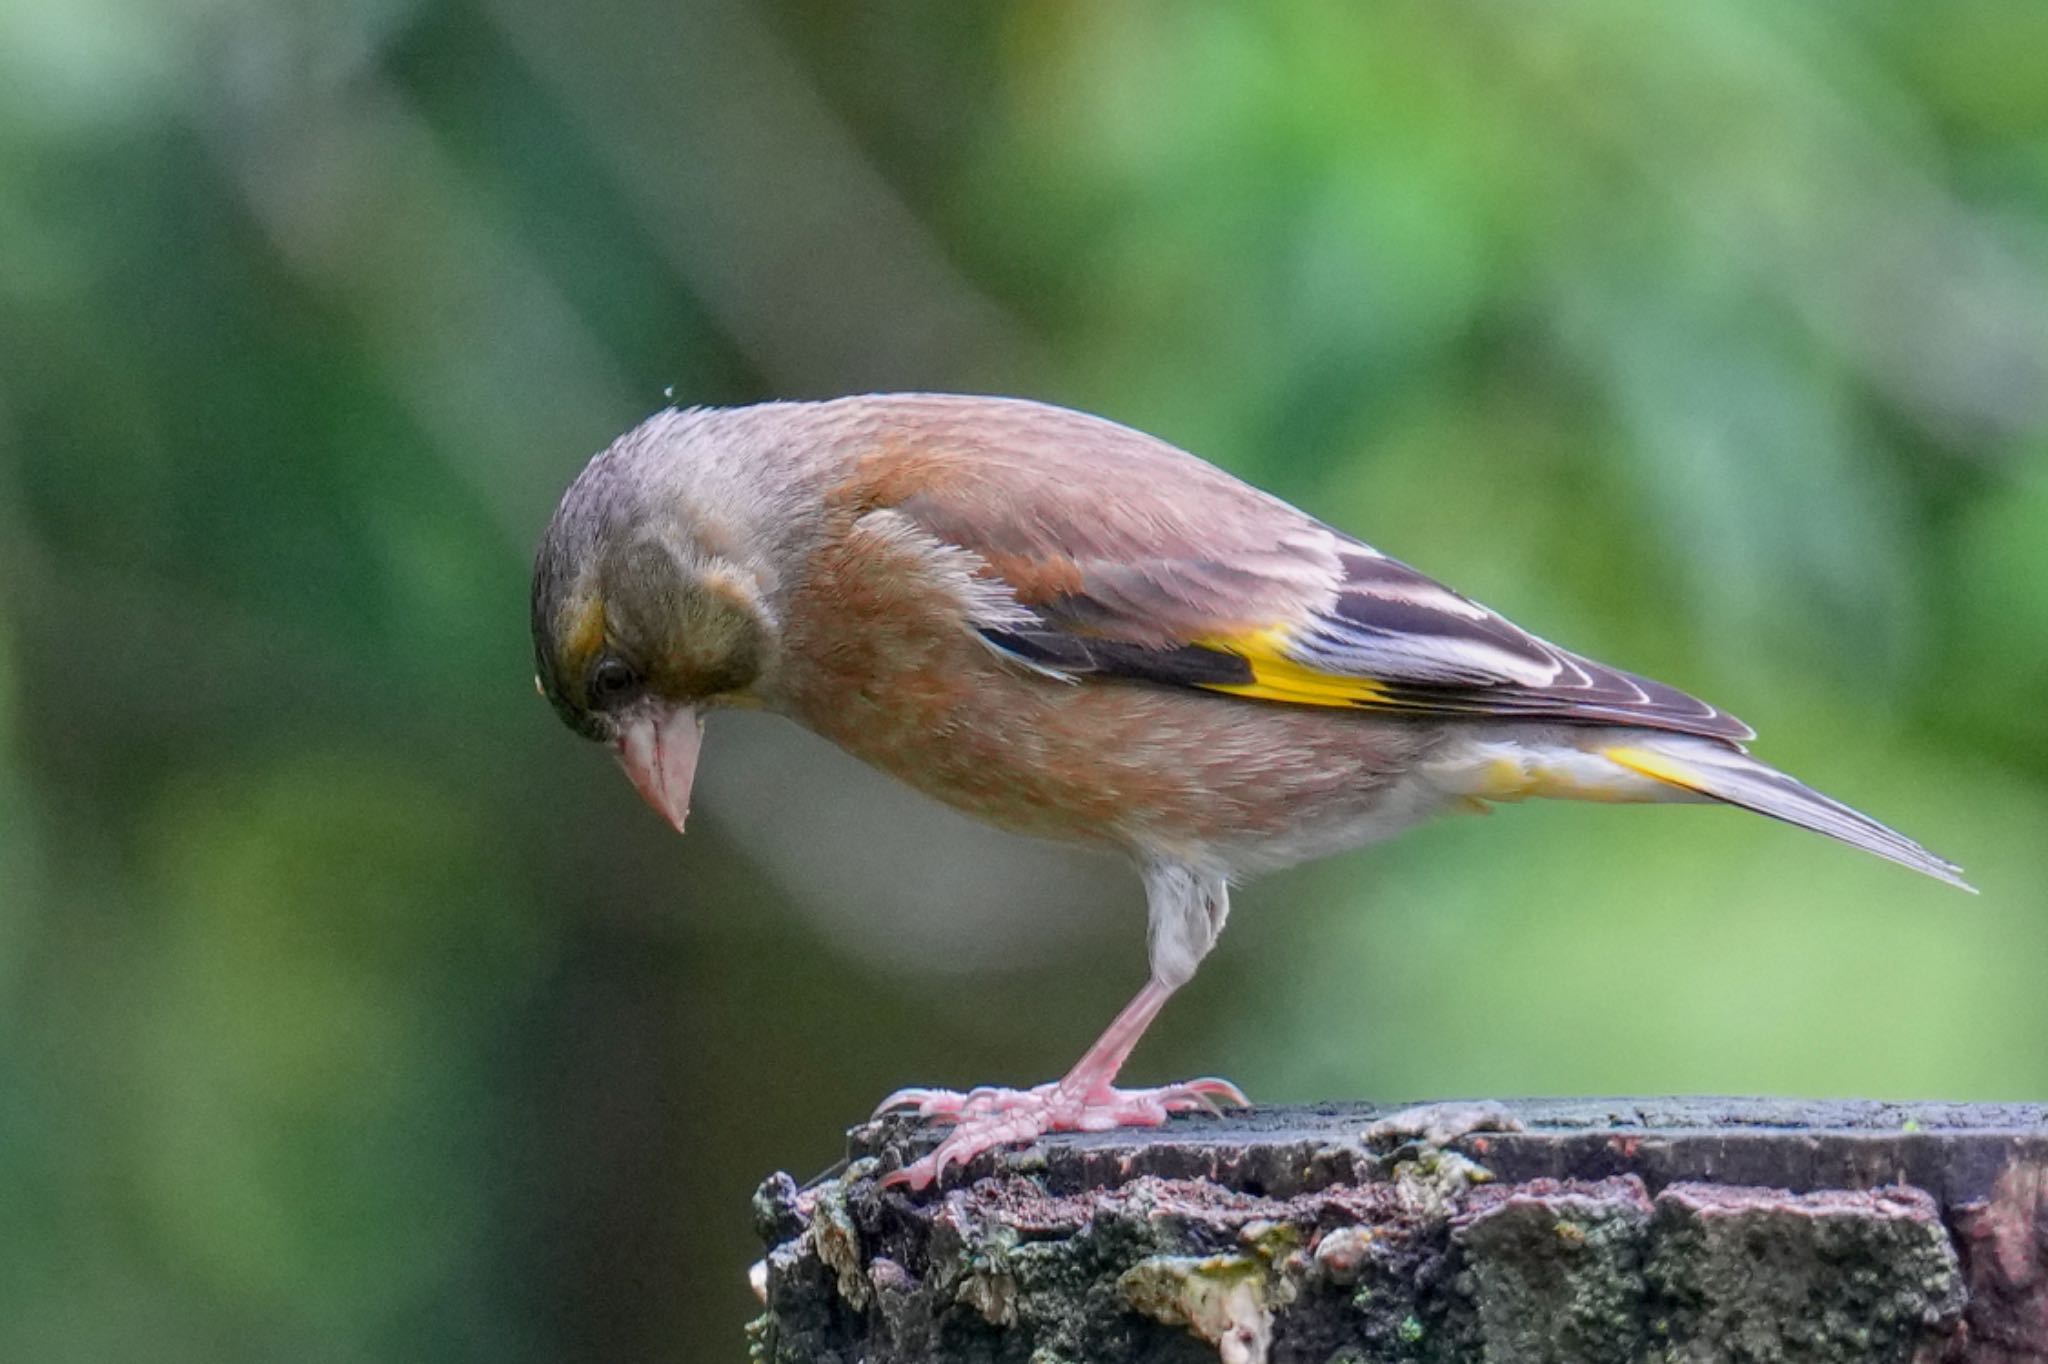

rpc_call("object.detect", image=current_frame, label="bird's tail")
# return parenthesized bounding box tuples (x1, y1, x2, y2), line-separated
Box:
(1604, 740, 1974, 892)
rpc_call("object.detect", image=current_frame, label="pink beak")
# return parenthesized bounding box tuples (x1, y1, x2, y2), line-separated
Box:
(613, 705, 704, 834)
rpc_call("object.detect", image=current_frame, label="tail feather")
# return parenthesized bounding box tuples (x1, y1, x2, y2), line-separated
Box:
(1607, 742, 1975, 892)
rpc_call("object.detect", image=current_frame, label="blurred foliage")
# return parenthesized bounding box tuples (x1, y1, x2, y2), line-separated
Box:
(2, 0, 2047, 1358)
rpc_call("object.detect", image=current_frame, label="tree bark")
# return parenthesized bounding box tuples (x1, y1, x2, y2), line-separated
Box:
(748, 1098, 2048, 1363)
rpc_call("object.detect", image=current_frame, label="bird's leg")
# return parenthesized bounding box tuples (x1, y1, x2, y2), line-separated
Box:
(877, 861, 1247, 1190)
(874, 978, 1246, 1189)
(879, 979, 1180, 1120)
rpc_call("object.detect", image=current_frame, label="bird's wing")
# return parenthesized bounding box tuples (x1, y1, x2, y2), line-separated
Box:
(854, 396, 1752, 743)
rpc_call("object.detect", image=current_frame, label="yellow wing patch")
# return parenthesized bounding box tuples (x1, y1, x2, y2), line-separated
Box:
(1191, 625, 1393, 708)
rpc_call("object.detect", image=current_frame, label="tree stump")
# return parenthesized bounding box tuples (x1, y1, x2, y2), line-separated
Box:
(747, 1098, 2048, 1363)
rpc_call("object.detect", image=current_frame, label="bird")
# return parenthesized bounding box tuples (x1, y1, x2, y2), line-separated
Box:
(530, 393, 1970, 1190)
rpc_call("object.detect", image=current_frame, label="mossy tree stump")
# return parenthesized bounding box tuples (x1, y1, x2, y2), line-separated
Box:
(748, 1098, 2048, 1363)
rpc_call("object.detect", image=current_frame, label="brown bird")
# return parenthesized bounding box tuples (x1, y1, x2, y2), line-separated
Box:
(530, 394, 1969, 1189)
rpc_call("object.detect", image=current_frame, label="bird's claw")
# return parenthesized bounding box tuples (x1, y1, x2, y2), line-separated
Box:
(872, 1086, 947, 1117)
(879, 1075, 1248, 1125)
(1172, 1076, 1252, 1112)
(875, 1081, 1058, 1122)
(876, 1076, 1251, 1191)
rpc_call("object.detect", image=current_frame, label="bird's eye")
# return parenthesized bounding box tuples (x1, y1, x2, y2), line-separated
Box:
(588, 656, 642, 707)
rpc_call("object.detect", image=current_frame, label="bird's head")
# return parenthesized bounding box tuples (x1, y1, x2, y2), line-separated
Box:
(530, 414, 779, 833)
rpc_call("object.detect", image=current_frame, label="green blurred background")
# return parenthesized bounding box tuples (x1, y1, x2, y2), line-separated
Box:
(5, 0, 2048, 1357)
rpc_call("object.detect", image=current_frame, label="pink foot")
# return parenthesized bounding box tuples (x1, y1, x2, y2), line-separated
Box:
(875, 1077, 1249, 1190)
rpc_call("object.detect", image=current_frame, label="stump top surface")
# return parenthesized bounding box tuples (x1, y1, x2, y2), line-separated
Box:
(853, 1096, 2048, 1205)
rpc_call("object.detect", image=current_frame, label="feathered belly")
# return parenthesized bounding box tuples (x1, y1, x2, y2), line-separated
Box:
(781, 643, 1453, 865)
